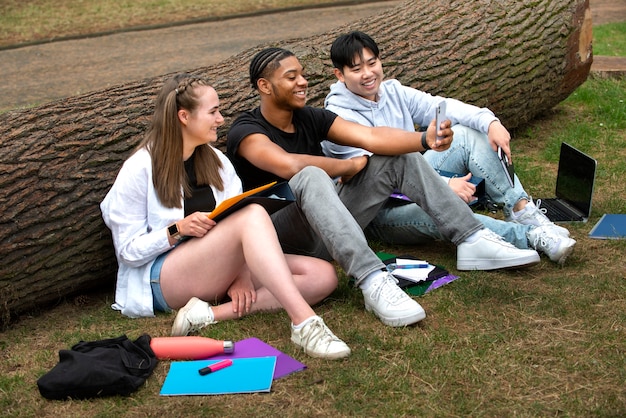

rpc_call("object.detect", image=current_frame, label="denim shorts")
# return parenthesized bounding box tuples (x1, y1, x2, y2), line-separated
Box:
(150, 251, 172, 313)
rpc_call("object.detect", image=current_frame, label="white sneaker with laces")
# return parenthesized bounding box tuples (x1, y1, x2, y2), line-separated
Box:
(362, 273, 426, 327)
(171, 297, 217, 336)
(509, 199, 570, 237)
(291, 316, 351, 360)
(457, 229, 540, 270)
(528, 225, 576, 265)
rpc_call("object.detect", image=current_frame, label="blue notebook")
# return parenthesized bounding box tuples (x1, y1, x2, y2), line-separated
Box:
(588, 214, 626, 239)
(160, 356, 276, 396)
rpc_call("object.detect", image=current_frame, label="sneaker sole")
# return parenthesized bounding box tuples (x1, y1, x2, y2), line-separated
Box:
(290, 337, 351, 360)
(551, 239, 576, 265)
(365, 305, 426, 327)
(291, 339, 352, 360)
(457, 253, 540, 271)
(307, 349, 351, 360)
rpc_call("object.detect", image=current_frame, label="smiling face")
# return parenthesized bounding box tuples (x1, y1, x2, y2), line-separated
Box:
(262, 55, 309, 110)
(334, 47, 383, 102)
(179, 85, 224, 151)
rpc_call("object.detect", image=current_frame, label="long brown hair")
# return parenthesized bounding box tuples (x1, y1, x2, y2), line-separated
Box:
(138, 74, 224, 208)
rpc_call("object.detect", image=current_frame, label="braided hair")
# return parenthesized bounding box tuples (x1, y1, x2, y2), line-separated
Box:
(249, 47, 295, 89)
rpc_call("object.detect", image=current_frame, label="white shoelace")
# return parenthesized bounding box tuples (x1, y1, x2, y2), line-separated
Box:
(371, 274, 408, 305)
(481, 229, 518, 249)
(530, 228, 558, 253)
(534, 199, 552, 221)
(187, 307, 215, 333)
(299, 319, 340, 353)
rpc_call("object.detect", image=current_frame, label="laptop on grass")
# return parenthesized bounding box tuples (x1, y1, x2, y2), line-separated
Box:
(535, 142, 597, 223)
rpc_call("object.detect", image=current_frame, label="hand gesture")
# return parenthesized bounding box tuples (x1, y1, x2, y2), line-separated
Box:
(177, 211, 217, 238)
(227, 271, 256, 317)
(487, 120, 512, 162)
(448, 173, 478, 204)
(427, 118, 453, 151)
(339, 155, 369, 184)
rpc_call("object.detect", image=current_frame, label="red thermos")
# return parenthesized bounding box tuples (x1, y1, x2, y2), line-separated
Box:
(150, 336, 234, 360)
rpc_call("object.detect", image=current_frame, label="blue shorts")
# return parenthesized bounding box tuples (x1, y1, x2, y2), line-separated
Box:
(150, 252, 172, 313)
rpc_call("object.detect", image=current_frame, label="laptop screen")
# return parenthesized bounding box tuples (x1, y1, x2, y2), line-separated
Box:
(555, 143, 597, 217)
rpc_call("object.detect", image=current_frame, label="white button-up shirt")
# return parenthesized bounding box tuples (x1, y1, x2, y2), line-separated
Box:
(100, 146, 242, 318)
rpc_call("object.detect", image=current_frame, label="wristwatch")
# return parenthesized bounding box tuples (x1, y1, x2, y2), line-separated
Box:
(168, 223, 184, 242)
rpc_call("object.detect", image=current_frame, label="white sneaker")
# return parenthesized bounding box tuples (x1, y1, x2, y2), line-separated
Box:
(509, 199, 570, 237)
(171, 297, 217, 336)
(457, 229, 540, 270)
(291, 316, 351, 360)
(362, 273, 426, 327)
(528, 225, 576, 265)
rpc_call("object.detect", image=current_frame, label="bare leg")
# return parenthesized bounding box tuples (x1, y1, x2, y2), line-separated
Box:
(160, 204, 327, 325)
(210, 254, 338, 321)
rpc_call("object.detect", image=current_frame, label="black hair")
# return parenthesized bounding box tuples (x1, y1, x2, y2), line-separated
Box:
(330, 31, 380, 70)
(249, 47, 295, 89)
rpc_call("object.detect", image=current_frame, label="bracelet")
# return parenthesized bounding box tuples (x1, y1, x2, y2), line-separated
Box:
(421, 131, 430, 151)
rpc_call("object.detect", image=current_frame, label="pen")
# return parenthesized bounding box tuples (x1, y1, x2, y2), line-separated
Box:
(387, 263, 429, 270)
(198, 359, 233, 376)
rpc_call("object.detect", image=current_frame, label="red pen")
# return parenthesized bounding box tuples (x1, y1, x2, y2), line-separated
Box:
(198, 359, 233, 376)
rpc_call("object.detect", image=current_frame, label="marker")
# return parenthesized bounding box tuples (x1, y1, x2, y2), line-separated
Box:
(387, 263, 429, 270)
(198, 359, 233, 376)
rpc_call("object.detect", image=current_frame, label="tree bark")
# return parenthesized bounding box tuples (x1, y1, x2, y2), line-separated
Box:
(0, 0, 592, 326)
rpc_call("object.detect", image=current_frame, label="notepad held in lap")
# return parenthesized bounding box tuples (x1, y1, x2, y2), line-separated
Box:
(209, 181, 295, 222)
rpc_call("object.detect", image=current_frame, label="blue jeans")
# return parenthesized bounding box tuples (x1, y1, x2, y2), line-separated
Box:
(365, 200, 532, 248)
(364, 125, 533, 248)
(150, 251, 172, 313)
(424, 125, 529, 219)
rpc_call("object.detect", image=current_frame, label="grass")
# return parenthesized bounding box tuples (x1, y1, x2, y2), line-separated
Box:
(0, 2, 625, 417)
(1, 81, 624, 418)
(0, 0, 349, 48)
(593, 22, 626, 56)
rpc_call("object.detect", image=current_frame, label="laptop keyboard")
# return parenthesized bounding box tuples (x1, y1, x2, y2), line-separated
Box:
(537, 199, 583, 222)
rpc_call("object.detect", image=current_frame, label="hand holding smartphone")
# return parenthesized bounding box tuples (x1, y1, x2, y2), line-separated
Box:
(498, 146, 515, 187)
(435, 100, 447, 143)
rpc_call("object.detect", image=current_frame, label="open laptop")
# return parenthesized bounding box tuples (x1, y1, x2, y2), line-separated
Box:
(535, 142, 597, 223)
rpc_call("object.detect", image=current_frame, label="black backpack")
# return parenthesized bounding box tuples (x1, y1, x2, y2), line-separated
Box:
(37, 334, 158, 400)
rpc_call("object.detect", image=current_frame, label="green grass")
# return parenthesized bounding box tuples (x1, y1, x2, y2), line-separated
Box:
(3, 73, 625, 414)
(0, 0, 343, 48)
(593, 21, 626, 56)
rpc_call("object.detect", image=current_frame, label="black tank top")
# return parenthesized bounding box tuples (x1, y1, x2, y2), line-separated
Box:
(183, 151, 216, 216)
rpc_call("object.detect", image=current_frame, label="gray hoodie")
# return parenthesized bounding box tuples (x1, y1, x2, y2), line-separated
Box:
(322, 79, 498, 159)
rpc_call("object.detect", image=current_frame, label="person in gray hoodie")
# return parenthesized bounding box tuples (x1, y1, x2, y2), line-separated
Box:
(323, 31, 575, 265)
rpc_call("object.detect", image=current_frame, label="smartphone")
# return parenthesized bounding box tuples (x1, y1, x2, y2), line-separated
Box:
(498, 146, 515, 187)
(435, 100, 447, 142)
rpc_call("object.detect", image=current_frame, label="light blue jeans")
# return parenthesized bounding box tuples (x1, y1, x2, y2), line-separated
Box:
(425, 125, 529, 219)
(365, 125, 534, 248)
(365, 200, 532, 248)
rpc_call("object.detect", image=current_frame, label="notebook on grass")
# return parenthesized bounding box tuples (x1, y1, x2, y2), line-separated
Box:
(160, 357, 276, 396)
(209, 337, 306, 379)
(376, 252, 459, 297)
(535, 142, 597, 222)
(588, 214, 626, 239)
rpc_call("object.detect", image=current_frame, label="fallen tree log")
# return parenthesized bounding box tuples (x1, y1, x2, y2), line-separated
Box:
(0, 0, 592, 326)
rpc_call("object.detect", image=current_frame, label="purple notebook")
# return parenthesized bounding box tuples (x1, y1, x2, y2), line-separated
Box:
(209, 337, 306, 379)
